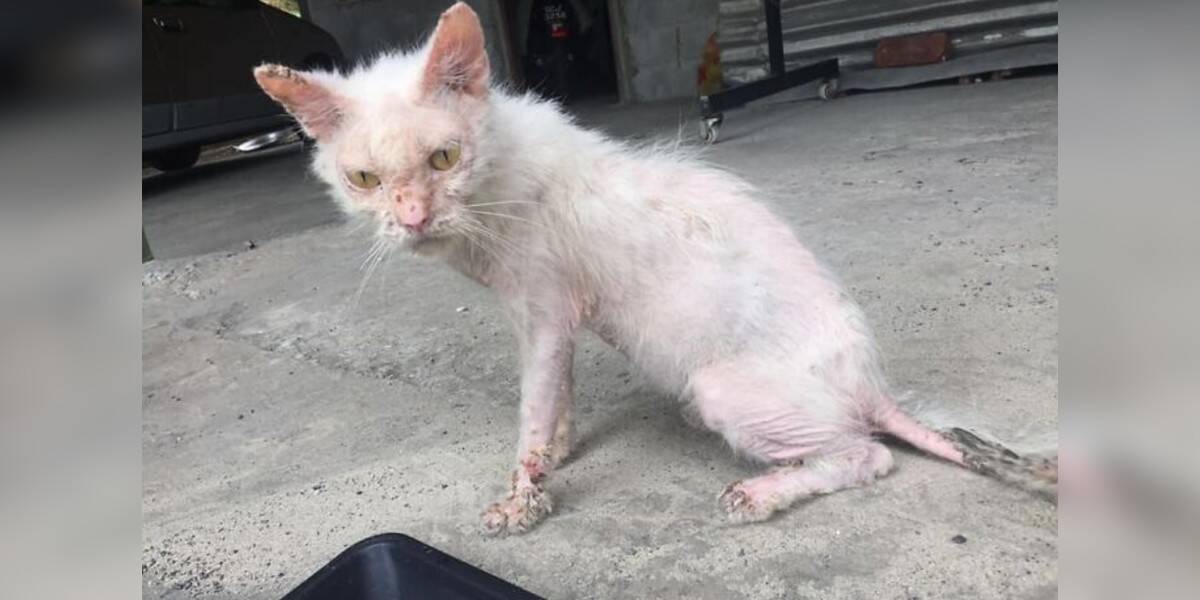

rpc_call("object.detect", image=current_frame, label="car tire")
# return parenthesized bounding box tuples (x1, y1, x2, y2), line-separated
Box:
(148, 146, 201, 171)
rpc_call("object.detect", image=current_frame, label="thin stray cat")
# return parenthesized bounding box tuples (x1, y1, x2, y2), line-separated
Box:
(255, 3, 1056, 536)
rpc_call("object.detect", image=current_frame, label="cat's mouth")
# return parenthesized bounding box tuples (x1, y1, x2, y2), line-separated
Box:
(379, 215, 453, 247)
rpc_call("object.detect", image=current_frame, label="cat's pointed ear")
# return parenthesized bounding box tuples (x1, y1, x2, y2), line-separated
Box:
(254, 64, 343, 141)
(421, 2, 490, 100)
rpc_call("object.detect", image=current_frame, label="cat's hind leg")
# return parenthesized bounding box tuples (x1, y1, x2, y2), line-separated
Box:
(718, 443, 894, 522)
(688, 362, 892, 522)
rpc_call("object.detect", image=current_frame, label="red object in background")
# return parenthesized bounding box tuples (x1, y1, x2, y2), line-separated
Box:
(875, 32, 951, 68)
(697, 32, 723, 96)
(536, 1, 571, 40)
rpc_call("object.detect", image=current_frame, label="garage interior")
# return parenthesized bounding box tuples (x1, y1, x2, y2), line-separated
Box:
(143, 1, 1058, 598)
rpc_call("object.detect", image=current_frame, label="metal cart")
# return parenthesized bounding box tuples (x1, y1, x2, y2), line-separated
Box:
(698, 0, 840, 143)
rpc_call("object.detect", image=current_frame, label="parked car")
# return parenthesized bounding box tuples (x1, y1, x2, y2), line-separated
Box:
(142, 0, 343, 170)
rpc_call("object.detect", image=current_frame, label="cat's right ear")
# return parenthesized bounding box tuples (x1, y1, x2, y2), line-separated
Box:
(254, 64, 342, 141)
(421, 2, 490, 100)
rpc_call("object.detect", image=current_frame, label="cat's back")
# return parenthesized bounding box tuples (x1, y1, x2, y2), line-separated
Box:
(482, 99, 876, 390)
(488, 103, 825, 292)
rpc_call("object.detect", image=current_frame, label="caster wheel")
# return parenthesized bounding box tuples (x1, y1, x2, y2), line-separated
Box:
(817, 78, 839, 101)
(700, 115, 723, 144)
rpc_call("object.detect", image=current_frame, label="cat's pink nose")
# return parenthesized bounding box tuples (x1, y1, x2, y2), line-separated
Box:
(397, 200, 431, 233)
(403, 215, 431, 233)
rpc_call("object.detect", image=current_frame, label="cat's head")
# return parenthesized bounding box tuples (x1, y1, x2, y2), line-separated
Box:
(253, 2, 491, 249)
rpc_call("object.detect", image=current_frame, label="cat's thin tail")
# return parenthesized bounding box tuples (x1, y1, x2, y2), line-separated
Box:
(874, 395, 1058, 500)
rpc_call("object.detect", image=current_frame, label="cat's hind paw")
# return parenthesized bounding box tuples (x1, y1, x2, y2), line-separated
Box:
(718, 480, 779, 524)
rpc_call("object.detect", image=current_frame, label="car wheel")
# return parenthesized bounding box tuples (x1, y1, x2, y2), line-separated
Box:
(148, 146, 201, 171)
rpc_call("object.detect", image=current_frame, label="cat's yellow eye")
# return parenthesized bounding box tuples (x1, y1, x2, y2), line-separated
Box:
(347, 170, 381, 189)
(429, 144, 461, 171)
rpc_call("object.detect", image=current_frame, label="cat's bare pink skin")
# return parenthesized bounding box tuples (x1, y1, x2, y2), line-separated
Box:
(719, 442, 895, 523)
(254, 3, 1054, 536)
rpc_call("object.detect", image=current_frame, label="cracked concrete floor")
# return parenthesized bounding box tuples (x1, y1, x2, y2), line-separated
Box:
(143, 76, 1058, 599)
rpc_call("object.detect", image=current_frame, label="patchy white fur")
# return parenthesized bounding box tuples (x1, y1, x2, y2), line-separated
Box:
(257, 3, 1052, 533)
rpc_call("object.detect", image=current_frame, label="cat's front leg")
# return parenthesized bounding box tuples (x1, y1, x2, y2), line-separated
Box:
(482, 325, 575, 536)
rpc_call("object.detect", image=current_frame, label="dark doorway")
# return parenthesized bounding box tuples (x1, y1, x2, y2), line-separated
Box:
(499, 0, 619, 104)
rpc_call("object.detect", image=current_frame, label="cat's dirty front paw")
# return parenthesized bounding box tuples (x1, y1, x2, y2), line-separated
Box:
(718, 480, 775, 524)
(481, 484, 553, 536)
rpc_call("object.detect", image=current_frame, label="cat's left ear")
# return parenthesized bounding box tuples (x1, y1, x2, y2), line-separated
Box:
(254, 64, 343, 141)
(421, 2, 490, 100)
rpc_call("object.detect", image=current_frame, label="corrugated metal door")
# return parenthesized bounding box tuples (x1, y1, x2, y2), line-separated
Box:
(718, 0, 1058, 85)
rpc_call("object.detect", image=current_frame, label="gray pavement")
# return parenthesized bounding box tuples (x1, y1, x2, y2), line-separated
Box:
(143, 76, 1058, 599)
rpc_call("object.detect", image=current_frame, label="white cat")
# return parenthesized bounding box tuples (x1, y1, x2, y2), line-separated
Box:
(255, 2, 1055, 536)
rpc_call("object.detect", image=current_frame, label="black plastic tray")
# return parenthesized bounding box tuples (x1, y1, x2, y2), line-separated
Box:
(282, 533, 544, 600)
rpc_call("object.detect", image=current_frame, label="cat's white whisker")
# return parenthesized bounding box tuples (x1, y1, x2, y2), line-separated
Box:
(454, 221, 520, 281)
(458, 215, 523, 253)
(379, 241, 398, 291)
(465, 209, 544, 229)
(464, 200, 540, 209)
(471, 223, 522, 253)
(358, 238, 385, 272)
(351, 237, 395, 311)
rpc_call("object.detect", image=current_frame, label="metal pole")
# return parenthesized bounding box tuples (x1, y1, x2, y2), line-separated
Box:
(764, 0, 785, 77)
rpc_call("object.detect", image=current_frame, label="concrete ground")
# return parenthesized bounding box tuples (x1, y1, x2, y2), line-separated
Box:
(143, 76, 1058, 599)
